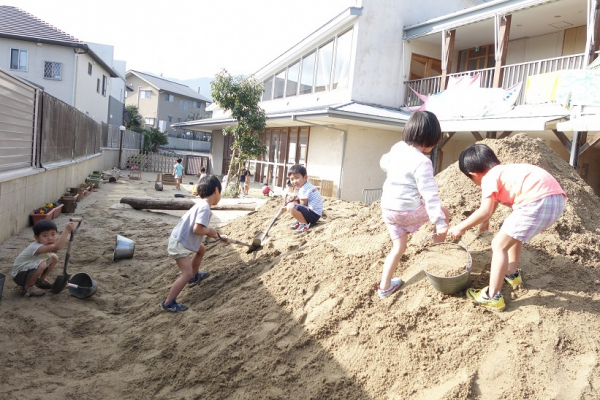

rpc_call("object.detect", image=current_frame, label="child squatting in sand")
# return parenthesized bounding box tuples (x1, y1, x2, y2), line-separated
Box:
(378, 111, 449, 298)
(282, 164, 323, 234)
(161, 175, 225, 312)
(448, 144, 566, 311)
(12, 220, 76, 297)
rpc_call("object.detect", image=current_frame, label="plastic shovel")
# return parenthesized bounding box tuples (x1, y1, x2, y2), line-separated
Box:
(50, 217, 83, 294)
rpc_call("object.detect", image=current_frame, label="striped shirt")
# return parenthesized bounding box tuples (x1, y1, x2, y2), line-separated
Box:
(299, 181, 323, 216)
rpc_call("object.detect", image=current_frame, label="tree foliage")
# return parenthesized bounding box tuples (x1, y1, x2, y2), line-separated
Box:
(211, 70, 266, 197)
(143, 127, 169, 152)
(125, 105, 144, 133)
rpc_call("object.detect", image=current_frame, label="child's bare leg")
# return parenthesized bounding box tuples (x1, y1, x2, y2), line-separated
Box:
(191, 245, 206, 275)
(380, 234, 408, 290)
(287, 204, 307, 224)
(165, 256, 194, 304)
(489, 232, 520, 296)
(507, 241, 522, 275)
(25, 261, 47, 288)
(433, 206, 450, 243)
(41, 254, 58, 280)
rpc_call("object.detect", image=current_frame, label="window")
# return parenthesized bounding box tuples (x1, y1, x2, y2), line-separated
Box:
(286, 61, 300, 97)
(184, 101, 188, 110)
(409, 54, 442, 80)
(168, 116, 172, 123)
(97, 78, 100, 93)
(263, 76, 273, 101)
(315, 40, 334, 92)
(193, 100, 201, 108)
(165, 93, 174, 102)
(274, 69, 286, 99)
(332, 29, 353, 90)
(102, 75, 108, 96)
(179, 100, 183, 109)
(300, 52, 316, 95)
(140, 90, 151, 98)
(299, 128, 309, 165)
(10, 49, 28, 71)
(88, 63, 92, 75)
(158, 120, 167, 131)
(144, 117, 155, 125)
(44, 62, 62, 80)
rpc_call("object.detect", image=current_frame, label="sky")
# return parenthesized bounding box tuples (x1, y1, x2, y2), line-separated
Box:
(4, 0, 356, 80)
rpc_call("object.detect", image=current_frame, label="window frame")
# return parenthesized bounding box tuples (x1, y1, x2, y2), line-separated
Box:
(10, 48, 28, 71)
(43, 61, 63, 80)
(88, 63, 92, 75)
(139, 90, 152, 99)
(102, 75, 108, 96)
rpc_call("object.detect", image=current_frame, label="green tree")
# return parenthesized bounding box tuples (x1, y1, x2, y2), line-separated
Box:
(211, 69, 266, 197)
(143, 127, 169, 152)
(125, 105, 144, 133)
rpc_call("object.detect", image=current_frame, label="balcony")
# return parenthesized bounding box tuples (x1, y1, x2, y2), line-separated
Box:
(404, 53, 586, 107)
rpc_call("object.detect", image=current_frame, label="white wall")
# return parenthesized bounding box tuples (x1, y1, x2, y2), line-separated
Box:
(506, 31, 565, 65)
(210, 130, 225, 175)
(75, 52, 111, 124)
(0, 39, 75, 104)
(340, 124, 402, 201)
(304, 126, 345, 192)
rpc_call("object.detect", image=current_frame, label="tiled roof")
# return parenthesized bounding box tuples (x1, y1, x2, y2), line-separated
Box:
(128, 70, 211, 102)
(0, 6, 82, 45)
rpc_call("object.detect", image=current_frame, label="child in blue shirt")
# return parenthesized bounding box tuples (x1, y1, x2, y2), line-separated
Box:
(172, 158, 185, 190)
(283, 164, 323, 233)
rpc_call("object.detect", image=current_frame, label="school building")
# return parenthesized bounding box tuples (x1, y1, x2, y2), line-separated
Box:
(174, 0, 600, 201)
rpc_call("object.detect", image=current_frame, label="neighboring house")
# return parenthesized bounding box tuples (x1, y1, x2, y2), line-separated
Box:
(174, 0, 600, 200)
(0, 6, 119, 124)
(125, 70, 211, 138)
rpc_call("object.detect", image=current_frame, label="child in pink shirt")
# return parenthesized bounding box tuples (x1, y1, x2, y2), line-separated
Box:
(448, 144, 565, 312)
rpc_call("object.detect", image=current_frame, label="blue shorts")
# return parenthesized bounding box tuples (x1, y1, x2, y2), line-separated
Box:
(294, 203, 320, 224)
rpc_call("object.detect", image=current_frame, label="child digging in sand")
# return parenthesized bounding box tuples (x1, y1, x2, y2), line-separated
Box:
(12, 220, 75, 297)
(448, 144, 565, 312)
(282, 164, 323, 234)
(378, 111, 449, 298)
(161, 175, 223, 312)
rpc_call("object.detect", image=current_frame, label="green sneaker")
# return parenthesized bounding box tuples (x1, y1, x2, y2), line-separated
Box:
(504, 269, 522, 287)
(466, 286, 506, 312)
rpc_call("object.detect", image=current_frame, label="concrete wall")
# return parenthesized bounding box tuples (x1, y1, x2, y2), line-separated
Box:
(162, 137, 211, 152)
(0, 39, 75, 104)
(210, 130, 225, 175)
(303, 126, 345, 194)
(0, 154, 106, 244)
(340, 125, 402, 201)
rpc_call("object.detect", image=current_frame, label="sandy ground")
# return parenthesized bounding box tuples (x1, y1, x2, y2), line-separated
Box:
(0, 135, 599, 399)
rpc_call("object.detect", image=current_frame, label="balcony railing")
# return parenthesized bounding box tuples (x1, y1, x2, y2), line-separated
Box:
(404, 53, 586, 107)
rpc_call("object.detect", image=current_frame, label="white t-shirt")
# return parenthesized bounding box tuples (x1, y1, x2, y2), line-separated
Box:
(12, 242, 49, 277)
(171, 199, 211, 251)
(380, 141, 447, 229)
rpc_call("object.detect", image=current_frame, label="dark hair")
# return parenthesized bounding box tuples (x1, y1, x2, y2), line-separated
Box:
(403, 111, 442, 148)
(197, 175, 222, 198)
(176, 158, 182, 163)
(458, 144, 501, 176)
(200, 167, 206, 173)
(288, 164, 307, 177)
(33, 220, 57, 236)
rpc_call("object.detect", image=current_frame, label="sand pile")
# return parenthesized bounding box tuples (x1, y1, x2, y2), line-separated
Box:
(0, 135, 598, 399)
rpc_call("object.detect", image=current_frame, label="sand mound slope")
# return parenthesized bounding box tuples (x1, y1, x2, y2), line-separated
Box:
(0, 136, 598, 399)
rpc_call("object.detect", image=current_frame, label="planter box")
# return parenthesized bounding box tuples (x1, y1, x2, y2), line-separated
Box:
(29, 204, 64, 225)
(60, 195, 78, 213)
(68, 187, 82, 201)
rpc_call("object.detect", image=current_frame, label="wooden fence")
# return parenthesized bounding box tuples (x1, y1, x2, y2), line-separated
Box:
(124, 151, 210, 175)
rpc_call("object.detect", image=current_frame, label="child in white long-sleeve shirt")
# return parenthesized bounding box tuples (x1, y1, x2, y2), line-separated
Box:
(378, 111, 449, 298)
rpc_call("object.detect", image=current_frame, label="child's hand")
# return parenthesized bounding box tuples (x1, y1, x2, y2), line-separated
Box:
(65, 222, 76, 232)
(209, 228, 219, 239)
(479, 221, 489, 232)
(219, 234, 230, 245)
(436, 225, 448, 236)
(447, 226, 463, 240)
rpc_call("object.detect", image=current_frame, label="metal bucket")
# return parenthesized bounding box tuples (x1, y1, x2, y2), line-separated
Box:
(113, 234, 135, 261)
(419, 236, 472, 295)
(155, 181, 163, 191)
(0, 273, 5, 301)
(68, 272, 98, 298)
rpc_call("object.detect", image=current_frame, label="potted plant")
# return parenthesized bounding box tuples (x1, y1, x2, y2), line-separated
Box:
(29, 202, 64, 224)
(59, 191, 78, 213)
(68, 187, 82, 201)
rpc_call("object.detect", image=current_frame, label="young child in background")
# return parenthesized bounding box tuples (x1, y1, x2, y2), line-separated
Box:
(161, 175, 223, 312)
(378, 111, 449, 299)
(448, 144, 566, 312)
(12, 220, 76, 297)
(239, 169, 246, 196)
(243, 170, 251, 196)
(198, 167, 207, 180)
(262, 183, 273, 197)
(172, 158, 185, 190)
(283, 164, 323, 234)
(193, 167, 208, 196)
